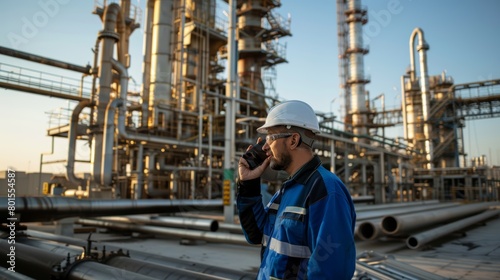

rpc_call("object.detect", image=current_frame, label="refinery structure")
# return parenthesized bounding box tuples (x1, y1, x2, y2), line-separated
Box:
(1, 0, 499, 206)
(1, 0, 500, 278)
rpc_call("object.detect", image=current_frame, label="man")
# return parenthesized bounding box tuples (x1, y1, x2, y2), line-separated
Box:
(237, 100, 356, 279)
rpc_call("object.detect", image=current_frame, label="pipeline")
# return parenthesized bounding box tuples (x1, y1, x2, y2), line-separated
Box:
(96, 215, 219, 232)
(356, 202, 460, 240)
(104, 255, 228, 280)
(406, 209, 500, 249)
(0, 46, 91, 74)
(356, 201, 458, 221)
(0, 196, 223, 222)
(381, 202, 498, 236)
(0, 239, 156, 280)
(77, 218, 250, 246)
(355, 199, 440, 213)
(15, 235, 232, 279)
(24, 230, 257, 279)
(0, 266, 35, 280)
(356, 251, 448, 280)
(67, 100, 93, 188)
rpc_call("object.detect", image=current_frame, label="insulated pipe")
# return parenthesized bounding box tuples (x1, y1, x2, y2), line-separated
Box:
(24, 230, 257, 280)
(381, 202, 498, 236)
(67, 100, 93, 188)
(406, 209, 500, 249)
(0, 46, 91, 74)
(77, 218, 250, 246)
(0, 196, 223, 222)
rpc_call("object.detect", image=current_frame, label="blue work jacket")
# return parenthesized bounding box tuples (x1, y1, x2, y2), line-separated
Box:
(237, 155, 356, 279)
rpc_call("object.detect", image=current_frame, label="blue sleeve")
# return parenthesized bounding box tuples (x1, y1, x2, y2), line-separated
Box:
(236, 178, 269, 244)
(306, 191, 356, 279)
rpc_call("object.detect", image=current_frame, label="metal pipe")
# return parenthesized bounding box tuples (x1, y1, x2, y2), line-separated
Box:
(0, 239, 67, 279)
(24, 229, 257, 280)
(134, 143, 144, 199)
(77, 218, 250, 246)
(0, 196, 223, 222)
(17, 237, 84, 257)
(0, 266, 35, 280)
(67, 100, 93, 188)
(15, 235, 226, 279)
(148, 216, 219, 232)
(95, 215, 219, 232)
(356, 201, 458, 221)
(140, 0, 155, 127)
(356, 218, 383, 241)
(355, 199, 440, 212)
(407, 209, 500, 249)
(66, 260, 158, 280)
(223, 0, 238, 223)
(410, 27, 433, 168)
(14, 236, 152, 280)
(356, 203, 459, 240)
(0, 46, 91, 74)
(381, 202, 498, 236)
(104, 255, 228, 280)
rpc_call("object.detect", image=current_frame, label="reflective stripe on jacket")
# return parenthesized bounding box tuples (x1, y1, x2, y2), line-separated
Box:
(237, 155, 356, 279)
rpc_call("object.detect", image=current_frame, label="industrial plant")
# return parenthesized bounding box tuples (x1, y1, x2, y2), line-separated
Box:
(1, 0, 499, 279)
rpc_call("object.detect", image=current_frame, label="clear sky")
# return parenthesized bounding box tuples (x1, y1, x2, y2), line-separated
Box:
(1, 0, 500, 174)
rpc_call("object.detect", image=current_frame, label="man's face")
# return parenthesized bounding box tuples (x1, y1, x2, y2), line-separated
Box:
(263, 128, 294, 171)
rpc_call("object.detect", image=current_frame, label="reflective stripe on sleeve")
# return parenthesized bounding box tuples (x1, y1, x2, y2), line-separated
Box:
(283, 206, 307, 215)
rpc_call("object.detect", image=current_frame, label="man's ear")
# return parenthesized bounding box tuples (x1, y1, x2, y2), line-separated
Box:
(290, 134, 300, 149)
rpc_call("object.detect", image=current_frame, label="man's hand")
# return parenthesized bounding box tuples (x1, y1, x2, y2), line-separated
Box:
(238, 138, 271, 181)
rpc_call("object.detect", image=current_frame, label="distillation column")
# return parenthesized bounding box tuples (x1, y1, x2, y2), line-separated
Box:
(345, 0, 369, 137)
(146, 0, 174, 130)
(236, 0, 290, 115)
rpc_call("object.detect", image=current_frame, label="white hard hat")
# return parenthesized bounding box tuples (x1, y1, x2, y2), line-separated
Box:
(257, 100, 320, 134)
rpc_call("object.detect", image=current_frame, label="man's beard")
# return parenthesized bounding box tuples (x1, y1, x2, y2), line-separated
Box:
(270, 150, 292, 171)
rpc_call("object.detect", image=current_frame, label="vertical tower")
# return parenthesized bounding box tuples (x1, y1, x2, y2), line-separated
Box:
(337, 0, 370, 137)
(236, 0, 290, 116)
(402, 28, 433, 168)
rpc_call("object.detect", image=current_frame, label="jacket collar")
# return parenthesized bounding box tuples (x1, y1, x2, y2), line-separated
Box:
(284, 155, 322, 187)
